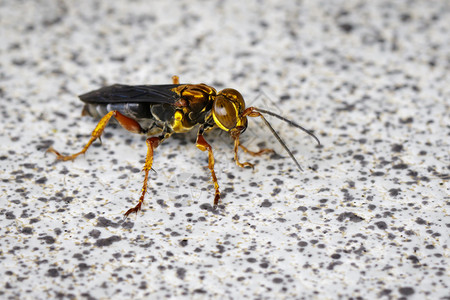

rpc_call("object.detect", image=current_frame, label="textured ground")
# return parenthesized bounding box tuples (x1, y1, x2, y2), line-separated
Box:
(0, 1, 449, 299)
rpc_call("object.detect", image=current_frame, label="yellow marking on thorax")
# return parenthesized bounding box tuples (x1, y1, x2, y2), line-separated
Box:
(171, 110, 194, 133)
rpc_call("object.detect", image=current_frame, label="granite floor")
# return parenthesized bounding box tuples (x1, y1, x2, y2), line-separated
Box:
(0, 1, 448, 299)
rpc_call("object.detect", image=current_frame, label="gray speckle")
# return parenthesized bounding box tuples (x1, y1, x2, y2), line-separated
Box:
(375, 221, 388, 230)
(95, 235, 121, 247)
(337, 212, 365, 223)
(176, 268, 186, 280)
(398, 287, 415, 296)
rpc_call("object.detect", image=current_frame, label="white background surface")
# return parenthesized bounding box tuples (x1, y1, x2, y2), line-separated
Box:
(0, 1, 449, 299)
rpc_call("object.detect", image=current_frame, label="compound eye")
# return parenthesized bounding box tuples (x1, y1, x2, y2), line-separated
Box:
(220, 89, 245, 112)
(212, 95, 238, 131)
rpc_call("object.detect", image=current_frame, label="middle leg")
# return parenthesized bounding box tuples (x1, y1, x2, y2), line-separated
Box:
(196, 128, 220, 206)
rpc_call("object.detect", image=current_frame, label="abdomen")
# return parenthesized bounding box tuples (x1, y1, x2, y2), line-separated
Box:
(82, 102, 166, 135)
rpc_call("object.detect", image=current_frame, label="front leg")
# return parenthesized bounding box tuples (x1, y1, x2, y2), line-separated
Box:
(232, 132, 254, 169)
(239, 143, 273, 156)
(195, 127, 220, 207)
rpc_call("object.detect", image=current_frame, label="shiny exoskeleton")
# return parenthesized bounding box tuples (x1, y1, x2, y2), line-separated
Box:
(48, 76, 320, 217)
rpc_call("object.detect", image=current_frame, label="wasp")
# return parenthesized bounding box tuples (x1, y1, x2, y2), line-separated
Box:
(47, 76, 320, 217)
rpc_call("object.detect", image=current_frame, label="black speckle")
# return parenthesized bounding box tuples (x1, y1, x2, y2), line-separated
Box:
(331, 253, 341, 259)
(298, 241, 308, 247)
(179, 239, 188, 247)
(63, 196, 74, 203)
(407, 170, 418, 178)
(399, 117, 413, 124)
(35, 177, 48, 184)
(199, 203, 213, 211)
(176, 268, 186, 280)
(216, 245, 226, 254)
(388, 188, 401, 197)
(47, 268, 59, 277)
(259, 262, 269, 268)
(327, 261, 343, 270)
(39, 235, 56, 244)
(261, 199, 272, 207)
(400, 13, 411, 22)
(78, 263, 90, 271)
(157, 199, 168, 208)
(372, 171, 385, 176)
(272, 277, 283, 283)
(5, 211, 15, 219)
(339, 23, 354, 33)
(73, 253, 83, 260)
(353, 154, 364, 161)
(404, 230, 415, 236)
(84, 212, 95, 219)
(89, 229, 101, 238)
(110, 56, 126, 62)
(271, 188, 281, 196)
(22, 227, 33, 234)
(336, 102, 355, 112)
(139, 281, 147, 290)
(415, 217, 427, 225)
(121, 220, 134, 229)
(227, 173, 235, 179)
(375, 221, 388, 230)
(337, 212, 364, 222)
(407, 255, 420, 264)
(95, 235, 121, 247)
(273, 178, 284, 185)
(96, 217, 120, 228)
(393, 163, 408, 169)
(297, 206, 307, 212)
(280, 94, 290, 102)
(378, 289, 391, 297)
(391, 144, 404, 152)
(43, 16, 62, 27)
(398, 287, 415, 296)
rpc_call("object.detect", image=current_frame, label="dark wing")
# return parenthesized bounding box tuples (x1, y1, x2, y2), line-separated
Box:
(78, 84, 182, 104)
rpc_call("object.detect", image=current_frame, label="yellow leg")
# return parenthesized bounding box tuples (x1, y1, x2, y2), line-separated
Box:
(233, 136, 254, 169)
(47, 110, 143, 161)
(239, 144, 273, 156)
(196, 134, 220, 206)
(124, 137, 160, 217)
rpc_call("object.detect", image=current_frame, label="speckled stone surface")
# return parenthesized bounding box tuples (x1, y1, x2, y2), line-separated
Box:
(1, 1, 449, 299)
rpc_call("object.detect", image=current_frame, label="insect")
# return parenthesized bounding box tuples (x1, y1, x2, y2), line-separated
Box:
(47, 76, 320, 217)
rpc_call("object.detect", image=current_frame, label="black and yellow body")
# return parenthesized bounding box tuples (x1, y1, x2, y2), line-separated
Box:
(80, 83, 217, 135)
(47, 76, 320, 217)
